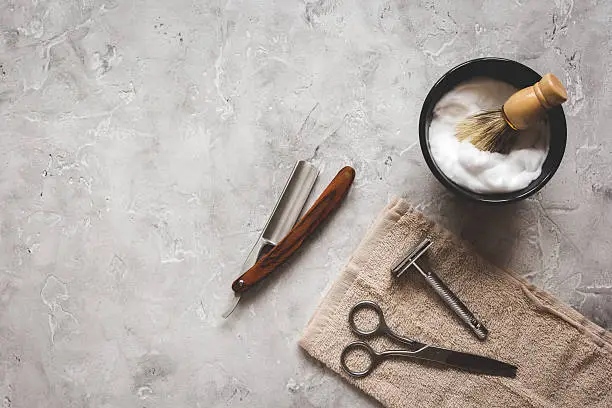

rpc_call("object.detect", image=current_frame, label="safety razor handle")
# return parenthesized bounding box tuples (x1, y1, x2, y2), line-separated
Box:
(412, 262, 489, 340)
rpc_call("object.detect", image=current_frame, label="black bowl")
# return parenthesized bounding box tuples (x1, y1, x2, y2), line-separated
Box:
(419, 57, 567, 204)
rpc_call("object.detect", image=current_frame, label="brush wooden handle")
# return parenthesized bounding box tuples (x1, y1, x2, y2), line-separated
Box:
(502, 73, 568, 130)
(231, 166, 355, 293)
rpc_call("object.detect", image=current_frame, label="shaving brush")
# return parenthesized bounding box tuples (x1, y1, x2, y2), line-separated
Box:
(456, 73, 568, 153)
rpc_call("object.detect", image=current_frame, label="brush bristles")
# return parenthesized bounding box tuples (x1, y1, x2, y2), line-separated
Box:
(456, 110, 517, 154)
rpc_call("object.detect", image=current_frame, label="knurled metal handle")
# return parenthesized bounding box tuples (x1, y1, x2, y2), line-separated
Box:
(413, 263, 488, 340)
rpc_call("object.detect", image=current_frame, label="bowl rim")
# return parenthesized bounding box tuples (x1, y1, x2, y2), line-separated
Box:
(418, 57, 567, 204)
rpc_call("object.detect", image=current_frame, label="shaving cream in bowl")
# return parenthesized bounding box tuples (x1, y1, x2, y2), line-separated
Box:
(419, 58, 567, 203)
(428, 78, 549, 194)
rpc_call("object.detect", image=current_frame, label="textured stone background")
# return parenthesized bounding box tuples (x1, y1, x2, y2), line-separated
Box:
(0, 0, 610, 406)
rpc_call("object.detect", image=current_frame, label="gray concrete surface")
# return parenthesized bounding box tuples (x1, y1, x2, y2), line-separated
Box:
(1, 0, 610, 406)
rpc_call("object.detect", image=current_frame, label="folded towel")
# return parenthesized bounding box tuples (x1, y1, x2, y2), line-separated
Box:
(299, 198, 612, 408)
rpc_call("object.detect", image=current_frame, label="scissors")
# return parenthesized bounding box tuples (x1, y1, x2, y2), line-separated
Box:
(340, 301, 517, 378)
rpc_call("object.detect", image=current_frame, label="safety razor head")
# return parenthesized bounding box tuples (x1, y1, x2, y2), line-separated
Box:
(391, 238, 433, 278)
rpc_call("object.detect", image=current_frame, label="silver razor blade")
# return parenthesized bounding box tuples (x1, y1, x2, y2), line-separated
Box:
(242, 161, 319, 272)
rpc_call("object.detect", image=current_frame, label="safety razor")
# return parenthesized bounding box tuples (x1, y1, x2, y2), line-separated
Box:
(391, 238, 489, 340)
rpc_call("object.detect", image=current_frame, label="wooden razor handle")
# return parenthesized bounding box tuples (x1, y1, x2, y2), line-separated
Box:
(502, 73, 568, 130)
(231, 166, 356, 293)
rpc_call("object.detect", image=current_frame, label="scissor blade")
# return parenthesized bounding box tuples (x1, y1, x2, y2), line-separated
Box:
(414, 346, 517, 378)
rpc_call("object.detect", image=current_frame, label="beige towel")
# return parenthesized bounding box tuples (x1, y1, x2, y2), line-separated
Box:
(299, 198, 612, 408)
